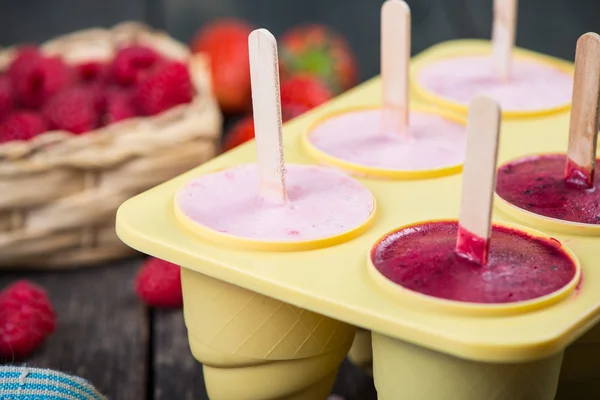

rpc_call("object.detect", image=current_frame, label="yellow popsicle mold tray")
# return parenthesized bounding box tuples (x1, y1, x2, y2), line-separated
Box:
(116, 40, 599, 366)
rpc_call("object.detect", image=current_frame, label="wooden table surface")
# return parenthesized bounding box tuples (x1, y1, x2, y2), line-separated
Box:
(0, 258, 377, 400)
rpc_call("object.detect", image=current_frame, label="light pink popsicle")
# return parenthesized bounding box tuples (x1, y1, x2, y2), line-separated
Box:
(417, 56, 573, 112)
(309, 110, 466, 170)
(176, 164, 374, 241)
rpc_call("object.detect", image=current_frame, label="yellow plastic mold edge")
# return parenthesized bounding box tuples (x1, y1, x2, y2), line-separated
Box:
(411, 39, 574, 119)
(367, 219, 582, 317)
(173, 165, 378, 252)
(301, 105, 467, 180)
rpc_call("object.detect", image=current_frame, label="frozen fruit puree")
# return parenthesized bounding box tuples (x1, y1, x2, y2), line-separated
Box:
(176, 164, 374, 241)
(496, 154, 600, 225)
(417, 56, 573, 112)
(308, 109, 466, 170)
(371, 221, 577, 304)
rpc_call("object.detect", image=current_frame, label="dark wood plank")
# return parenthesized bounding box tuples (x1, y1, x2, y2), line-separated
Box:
(0, 258, 149, 400)
(153, 308, 208, 400)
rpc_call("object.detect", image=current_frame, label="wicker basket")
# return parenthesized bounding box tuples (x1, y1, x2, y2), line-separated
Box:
(0, 22, 222, 269)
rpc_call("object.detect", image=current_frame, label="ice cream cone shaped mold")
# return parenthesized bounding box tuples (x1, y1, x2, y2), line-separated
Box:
(346, 328, 373, 376)
(116, 18, 600, 400)
(182, 269, 355, 399)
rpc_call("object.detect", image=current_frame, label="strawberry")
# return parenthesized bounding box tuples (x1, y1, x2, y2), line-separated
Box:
(280, 24, 357, 94)
(191, 19, 254, 114)
(134, 61, 194, 116)
(222, 116, 255, 152)
(280, 75, 333, 120)
(0, 280, 56, 361)
(135, 257, 182, 308)
(221, 75, 331, 152)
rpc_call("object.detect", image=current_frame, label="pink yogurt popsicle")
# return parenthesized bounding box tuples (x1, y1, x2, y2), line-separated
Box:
(308, 109, 466, 171)
(417, 56, 573, 112)
(176, 164, 375, 241)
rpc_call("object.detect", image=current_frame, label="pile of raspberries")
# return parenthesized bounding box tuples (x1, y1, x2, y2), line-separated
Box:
(0, 45, 195, 144)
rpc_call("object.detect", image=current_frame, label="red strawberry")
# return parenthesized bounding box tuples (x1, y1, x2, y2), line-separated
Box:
(191, 19, 254, 114)
(103, 89, 136, 125)
(222, 82, 324, 151)
(44, 86, 97, 134)
(280, 25, 357, 94)
(10, 53, 74, 109)
(135, 258, 182, 308)
(222, 116, 255, 152)
(280, 75, 333, 120)
(134, 61, 194, 116)
(0, 280, 56, 361)
(0, 112, 48, 143)
(111, 45, 162, 86)
(0, 75, 14, 120)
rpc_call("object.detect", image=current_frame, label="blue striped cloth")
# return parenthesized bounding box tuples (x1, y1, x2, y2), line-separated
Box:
(0, 366, 106, 400)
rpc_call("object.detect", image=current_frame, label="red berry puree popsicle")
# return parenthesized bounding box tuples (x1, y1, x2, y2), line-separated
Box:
(496, 155, 600, 224)
(496, 34, 600, 225)
(371, 220, 577, 304)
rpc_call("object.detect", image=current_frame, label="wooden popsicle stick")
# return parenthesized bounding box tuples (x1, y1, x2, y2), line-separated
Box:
(456, 97, 501, 266)
(564, 32, 600, 189)
(491, 0, 518, 79)
(381, 0, 411, 134)
(248, 29, 288, 203)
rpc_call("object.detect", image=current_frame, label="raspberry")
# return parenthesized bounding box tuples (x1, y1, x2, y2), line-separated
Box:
(7, 46, 42, 80)
(0, 75, 14, 120)
(75, 61, 108, 84)
(102, 89, 136, 125)
(44, 86, 97, 134)
(112, 45, 162, 86)
(0, 280, 56, 361)
(134, 61, 194, 116)
(87, 83, 108, 114)
(11, 54, 73, 109)
(135, 257, 182, 308)
(0, 112, 48, 143)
